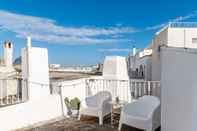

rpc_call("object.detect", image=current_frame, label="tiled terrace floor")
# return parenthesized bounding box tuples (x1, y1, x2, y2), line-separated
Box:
(19, 116, 161, 131)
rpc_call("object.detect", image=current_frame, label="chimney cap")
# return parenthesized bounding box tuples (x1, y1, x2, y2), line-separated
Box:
(4, 41, 12, 48)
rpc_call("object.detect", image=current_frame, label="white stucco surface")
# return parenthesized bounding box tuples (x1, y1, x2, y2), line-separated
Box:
(52, 78, 87, 116)
(103, 56, 129, 80)
(168, 28, 197, 48)
(0, 42, 63, 131)
(0, 95, 62, 131)
(152, 27, 197, 81)
(161, 47, 197, 131)
(22, 47, 50, 100)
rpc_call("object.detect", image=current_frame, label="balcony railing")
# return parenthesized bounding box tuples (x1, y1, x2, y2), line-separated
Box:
(130, 80, 161, 99)
(51, 78, 161, 103)
(0, 78, 28, 107)
(86, 78, 160, 102)
(86, 78, 131, 102)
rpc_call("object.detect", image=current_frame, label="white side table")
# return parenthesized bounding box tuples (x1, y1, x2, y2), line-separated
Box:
(109, 100, 127, 128)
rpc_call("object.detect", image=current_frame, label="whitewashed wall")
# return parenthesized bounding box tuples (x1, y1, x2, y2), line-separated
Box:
(59, 79, 87, 100)
(152, 27, 197, 81)
(168, 28, 197, 48)
(52, 78, 87, 116)
(22, 47, 50, 100)
(161, 47, 197, 131)
(103, 56, 129, 80)
(151, 28, 168, 81)
(0, 95, 62, 131)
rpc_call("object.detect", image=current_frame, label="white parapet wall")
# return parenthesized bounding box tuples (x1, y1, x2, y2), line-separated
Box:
(0, 95, 62, 131)
(161, 47, 197, 131)
(103, 56, 129, 80)
(0, 38, 64, 130)
(52, 78, 87, 116)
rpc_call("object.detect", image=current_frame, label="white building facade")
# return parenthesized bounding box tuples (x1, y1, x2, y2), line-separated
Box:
(127, 48, 152, 80)
(127, 22, 197, 131)
(152, 22, 197, 81)
(151, 22, 197, 131)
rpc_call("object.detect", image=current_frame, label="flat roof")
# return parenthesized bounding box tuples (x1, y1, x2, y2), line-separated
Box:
(169, 22, 197, 28)
(155, 22, 197, 36)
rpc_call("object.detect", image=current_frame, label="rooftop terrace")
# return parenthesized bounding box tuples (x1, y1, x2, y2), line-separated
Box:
(18, 117, 161, 131)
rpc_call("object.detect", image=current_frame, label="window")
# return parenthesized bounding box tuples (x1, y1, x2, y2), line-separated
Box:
(192, 38, 197, 44)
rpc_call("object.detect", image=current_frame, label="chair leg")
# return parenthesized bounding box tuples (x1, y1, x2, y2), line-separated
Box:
(99, 116, 103, 125)
(118, 122, 122, 131)
(78, 114, 81, 120)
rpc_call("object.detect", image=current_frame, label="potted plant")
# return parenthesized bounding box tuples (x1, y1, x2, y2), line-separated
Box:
(64, 97, 80, 117)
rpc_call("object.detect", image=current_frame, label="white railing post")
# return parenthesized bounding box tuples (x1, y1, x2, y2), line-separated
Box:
(133, 81, 136, 99)
(6, 80, 8, 105)
(148, 81, 151, 95)
(59, 84, 65, 116)
(85, 79, 89, 97)
(144, 81, 146, 96)
(0, 80, 2, 105)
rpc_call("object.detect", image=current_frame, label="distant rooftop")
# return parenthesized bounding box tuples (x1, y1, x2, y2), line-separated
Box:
(156, 22, 197, 35)
(169, 22, 197, 28)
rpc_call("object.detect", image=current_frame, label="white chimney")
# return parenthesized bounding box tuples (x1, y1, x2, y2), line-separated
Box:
(133, 47, 136, 56)
(27, 36, 32, 48)
(4, 41, 13, 67)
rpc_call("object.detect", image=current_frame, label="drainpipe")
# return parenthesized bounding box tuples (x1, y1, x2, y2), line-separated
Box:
(26, 36, 31, 100)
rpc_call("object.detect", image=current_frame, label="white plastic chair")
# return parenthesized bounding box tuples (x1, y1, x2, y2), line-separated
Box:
(118, 95, 160, 131)
(78, 91, 112, 125)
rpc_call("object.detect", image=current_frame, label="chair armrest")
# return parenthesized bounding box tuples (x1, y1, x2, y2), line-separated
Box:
(86, 95, 97, 103)
(80, 99, 88, 109)
(99, 97, 111, 110)
(80, 95, 98, 109)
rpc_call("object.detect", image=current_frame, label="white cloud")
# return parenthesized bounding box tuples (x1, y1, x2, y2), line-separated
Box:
(145, 23, 166, 31)
(0, 10, 136, 45)
(145, 10, 197, 31)
(98, 48, 130, 52)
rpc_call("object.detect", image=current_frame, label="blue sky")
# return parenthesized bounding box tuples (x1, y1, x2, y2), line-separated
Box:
(0, 0, 197, 65)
